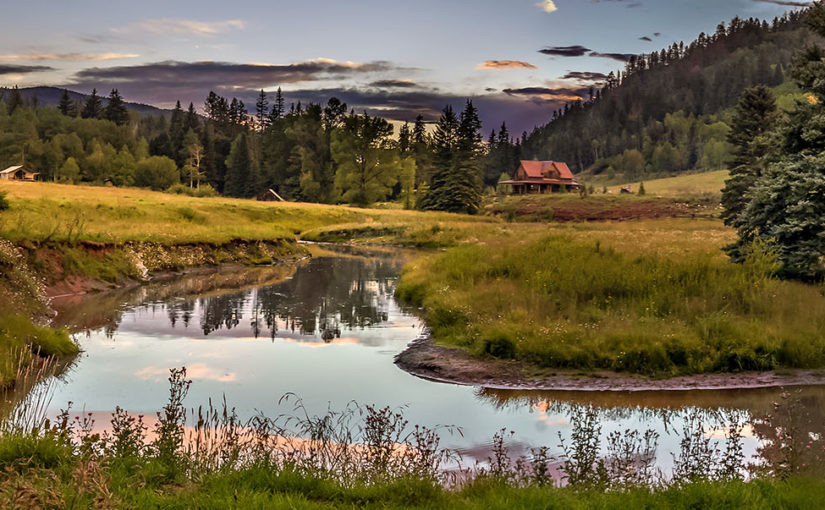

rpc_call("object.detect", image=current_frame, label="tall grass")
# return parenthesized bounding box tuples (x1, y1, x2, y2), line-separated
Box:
(397, 235, 825, 376)
(0, 369, 822, 508)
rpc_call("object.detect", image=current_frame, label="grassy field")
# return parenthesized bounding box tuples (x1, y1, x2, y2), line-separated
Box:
(0, 181, 492, 245)
(397, 232, 825, 376)
(606, 169, 728, 196)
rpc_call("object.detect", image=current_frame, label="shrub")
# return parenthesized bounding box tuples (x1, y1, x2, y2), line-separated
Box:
(482, 334, 516, 359)
(167, 183, 219, 198)
(0, 191, 9, 211)
(134, 156, 180, 191)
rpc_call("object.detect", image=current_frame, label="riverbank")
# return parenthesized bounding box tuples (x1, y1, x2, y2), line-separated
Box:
(395, 334, 825, 391)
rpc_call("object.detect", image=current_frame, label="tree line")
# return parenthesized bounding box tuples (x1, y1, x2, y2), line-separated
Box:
(0, 84, 526, 213)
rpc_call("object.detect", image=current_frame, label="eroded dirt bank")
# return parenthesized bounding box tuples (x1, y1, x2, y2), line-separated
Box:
(395, 334, 825, 392)
(17, 238, 307, 299)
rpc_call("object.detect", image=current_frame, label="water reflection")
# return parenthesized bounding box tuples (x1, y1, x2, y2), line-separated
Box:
(54, 247, 408, 344)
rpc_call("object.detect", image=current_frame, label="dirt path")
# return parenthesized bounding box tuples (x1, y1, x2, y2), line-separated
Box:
(394, 334, 825, 392)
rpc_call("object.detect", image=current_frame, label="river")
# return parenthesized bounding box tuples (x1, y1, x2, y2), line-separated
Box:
(38, 245, 825, 475)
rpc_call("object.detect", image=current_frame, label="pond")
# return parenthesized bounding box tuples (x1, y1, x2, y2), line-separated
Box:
(36, 245, 825, 476)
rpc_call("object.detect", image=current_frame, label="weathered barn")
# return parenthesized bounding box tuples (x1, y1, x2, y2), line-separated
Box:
(0, 165, 39, 181)
(500, 160, 579, 194)
(257, 189, 285, 202)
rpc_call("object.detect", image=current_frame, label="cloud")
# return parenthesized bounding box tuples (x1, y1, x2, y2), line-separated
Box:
(589, 51, 636, 62)
(753, 0, 811, 6)
(114, 18, 245, 37)
(0, 64, 53, 75)
(368, 79, 418, 88)
(503, 86, 589, 102)
(539, 45, 592, 57)
(477, 60, 537, 70)
(0, 53, 139, 62)
(136, 362, 236, 382)
(537, 0, 558, 12)
(590, 0, 643, 6)
(639, 36, 652, 42)
(67, 59, 402, 103)
(561, 71, 608, 81)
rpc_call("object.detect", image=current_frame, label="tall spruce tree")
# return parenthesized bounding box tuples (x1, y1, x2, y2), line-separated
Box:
(731, 3, 825, 279)
(104, 89, 130, 126)
(255, 89, 269, 131)
(224, 132, 254, 197)
(58, 89, 75, 116)
(721, 85, 777, 226)
(419, 103, 482, 214)
(81, 88, 103, 119)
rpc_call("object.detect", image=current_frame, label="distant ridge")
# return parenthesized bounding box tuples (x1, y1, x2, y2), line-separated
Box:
(1, 86, 173, 117)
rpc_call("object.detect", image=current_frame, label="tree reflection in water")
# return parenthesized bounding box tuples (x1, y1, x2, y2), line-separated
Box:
(156, 255, 405, 341)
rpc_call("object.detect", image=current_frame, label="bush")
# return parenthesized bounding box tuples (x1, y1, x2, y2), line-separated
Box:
(167, 183, 219, 198)
(0, 191, 9, 211)
(134, 156, 180, 191)
(482, 334, 516, 359)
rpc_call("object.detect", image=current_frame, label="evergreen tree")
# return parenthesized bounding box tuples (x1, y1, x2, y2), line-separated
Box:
(268, 87, 285, 124)
(420, 104, 482, 214)
(58, 89, 75, 117)
(255, 89, 269, 131)
(224, 132, 254, 197)
(81, 88, 103, 119)
(7, 86, 23, 114)
(731, 3, 825, 279)
(721, 85, 778, 226)
(104, 89, 130, 126)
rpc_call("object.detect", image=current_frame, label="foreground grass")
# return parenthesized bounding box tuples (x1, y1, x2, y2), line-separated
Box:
(2, 457, 823, 509)
(0, 181, 492, 245)
(397, 234, 825, 376)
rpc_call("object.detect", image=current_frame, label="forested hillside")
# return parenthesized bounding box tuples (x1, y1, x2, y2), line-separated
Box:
(519, 9, 814, 179)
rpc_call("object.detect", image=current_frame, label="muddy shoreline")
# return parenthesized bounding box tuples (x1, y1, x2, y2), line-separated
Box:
(394, 334, 825, 392)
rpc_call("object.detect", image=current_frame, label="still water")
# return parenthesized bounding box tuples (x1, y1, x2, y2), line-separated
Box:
(45, 245, 825, 473)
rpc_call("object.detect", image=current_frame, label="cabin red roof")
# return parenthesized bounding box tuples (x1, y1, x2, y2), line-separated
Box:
(518, 160, 575, 181)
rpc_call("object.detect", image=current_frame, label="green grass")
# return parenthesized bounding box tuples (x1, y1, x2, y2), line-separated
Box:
(0, 435, 823, 509)
(397, 234, 825, 376)
(0, 181, 492, 245)
(607, 169, 728, 197)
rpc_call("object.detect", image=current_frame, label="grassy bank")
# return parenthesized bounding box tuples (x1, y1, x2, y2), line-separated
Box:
(0, 240, 77, 387)
(397, 234, 825, 376)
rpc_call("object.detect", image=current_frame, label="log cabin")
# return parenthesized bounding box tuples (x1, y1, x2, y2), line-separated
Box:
(500, 160, 579, 194)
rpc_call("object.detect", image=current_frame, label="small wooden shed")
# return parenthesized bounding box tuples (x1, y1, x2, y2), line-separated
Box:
(0, 165, 39, 181)
(257, 189, 285, 202)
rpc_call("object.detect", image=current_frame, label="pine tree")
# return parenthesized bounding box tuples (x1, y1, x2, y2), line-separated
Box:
(731, 3, 825, 279)
(81, 88, 103, 119)
(58, 89, 75, 116)
(224, 132, 253, 197)
(255, 89, 269, 131)
(721, 85, 777, 226)
(104, 89, 130, 125)
(420, 104, 482, 214)
(7, 86, 23, 114)
(268, 87, 285, 125)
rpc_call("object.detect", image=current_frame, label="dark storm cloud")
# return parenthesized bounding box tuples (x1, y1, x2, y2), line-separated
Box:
(639, 36, 652, 41)
(368, 79, 418, 88)
(67, 59, 403, 102)
(561, 71, 608, 81)
(753, 0, 812, 6)
(539, 45, 591, 57)
(502, 87, 589, 101)
(0, 64, 53, 74)
(589, 51, 636, 62)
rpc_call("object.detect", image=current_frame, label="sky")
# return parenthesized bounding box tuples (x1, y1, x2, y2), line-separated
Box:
(0, 0, 810, 134)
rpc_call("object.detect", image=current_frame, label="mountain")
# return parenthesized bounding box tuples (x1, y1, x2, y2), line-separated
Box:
(1, 86, 172, 117)
(519, 8, 812, 179)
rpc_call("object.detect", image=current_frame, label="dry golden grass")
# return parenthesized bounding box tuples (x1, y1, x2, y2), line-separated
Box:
(0, 181, 491, 245)
(608, 170, 728, 197)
